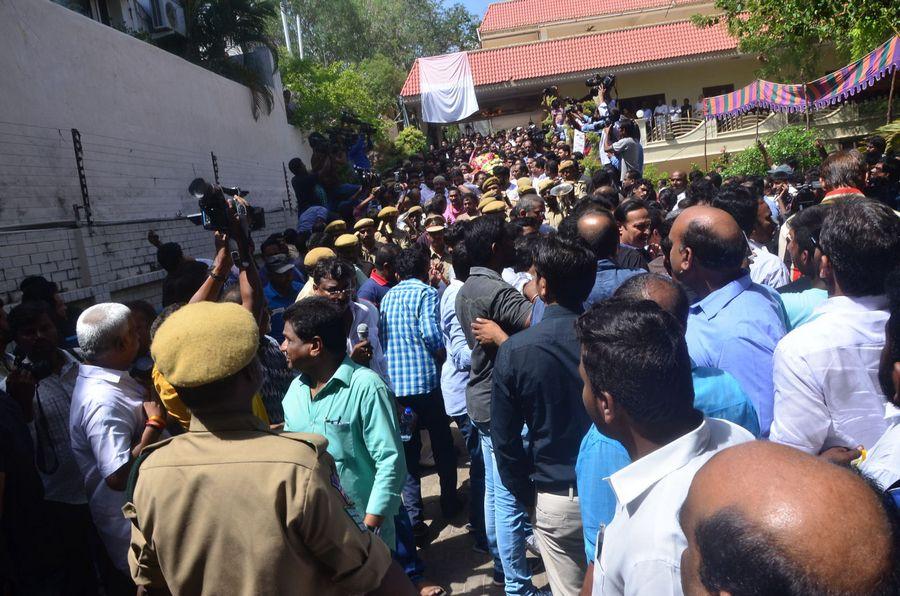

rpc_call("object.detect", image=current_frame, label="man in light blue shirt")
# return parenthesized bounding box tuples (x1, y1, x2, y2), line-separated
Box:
(577, 274, 760, 561)
(576, 210, 643, 307)
(669, 207, 787, 436)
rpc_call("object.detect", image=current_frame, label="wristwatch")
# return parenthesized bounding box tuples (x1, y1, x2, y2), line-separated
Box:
(365, 524, 381, 535)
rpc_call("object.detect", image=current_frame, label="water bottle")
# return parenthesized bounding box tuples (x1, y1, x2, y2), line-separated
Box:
(399, 407, 415, 442)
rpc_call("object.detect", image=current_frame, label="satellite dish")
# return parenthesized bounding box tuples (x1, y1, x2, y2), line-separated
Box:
(550, 183, 574, 197)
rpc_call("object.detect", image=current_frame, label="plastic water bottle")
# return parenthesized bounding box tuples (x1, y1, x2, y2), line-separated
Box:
(399, 407, 415, 442)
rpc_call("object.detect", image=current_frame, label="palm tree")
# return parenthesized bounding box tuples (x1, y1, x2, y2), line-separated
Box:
(162, 0, 280, 119)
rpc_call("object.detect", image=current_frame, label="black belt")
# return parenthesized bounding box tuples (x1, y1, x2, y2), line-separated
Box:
(538, 483, 578, 497)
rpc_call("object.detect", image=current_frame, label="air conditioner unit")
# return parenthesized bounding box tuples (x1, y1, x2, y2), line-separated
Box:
(150, 0, 187, 38)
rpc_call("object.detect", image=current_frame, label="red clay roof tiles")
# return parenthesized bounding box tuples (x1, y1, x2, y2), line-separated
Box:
(400, 20, 737, 97)
(480, 0, 699, 33)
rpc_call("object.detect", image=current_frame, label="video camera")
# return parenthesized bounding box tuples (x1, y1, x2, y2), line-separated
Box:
(585, 73, 616, 89)
(188, 178, 265, 233)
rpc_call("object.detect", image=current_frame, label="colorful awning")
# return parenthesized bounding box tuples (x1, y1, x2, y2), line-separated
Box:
(704, 36, 899, 118)
(807, 36, 900, 109)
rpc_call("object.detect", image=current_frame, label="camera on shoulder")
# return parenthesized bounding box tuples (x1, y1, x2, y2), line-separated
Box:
(187, 178, 266, 233)
(585, 73, 616, 89)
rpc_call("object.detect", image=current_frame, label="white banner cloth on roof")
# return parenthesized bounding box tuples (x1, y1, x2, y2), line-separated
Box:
(419, 52, 479, 123)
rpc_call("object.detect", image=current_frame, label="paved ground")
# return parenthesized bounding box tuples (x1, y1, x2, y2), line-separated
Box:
(415, 427, 549, 595)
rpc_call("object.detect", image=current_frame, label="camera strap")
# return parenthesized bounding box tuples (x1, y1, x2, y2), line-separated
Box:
(33, 385, 60, 475)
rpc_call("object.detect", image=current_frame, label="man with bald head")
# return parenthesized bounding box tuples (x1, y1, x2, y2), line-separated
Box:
(669, 206, 787, 436)
(576, 209, 643, 306)
(679, 441, 899, 596)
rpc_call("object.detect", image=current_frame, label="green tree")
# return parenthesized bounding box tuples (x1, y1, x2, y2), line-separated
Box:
(693, 0, 899, 81)
(286, 0, 479, 69)
(721, 125, 819, 177)
(152, 0, 281, 118)
(393, 127, 428, 156)
(280, 57, 381, 132)
(357, 54, 408, 118)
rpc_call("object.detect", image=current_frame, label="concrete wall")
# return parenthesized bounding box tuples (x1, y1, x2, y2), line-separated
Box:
(0, 0, 312, 308)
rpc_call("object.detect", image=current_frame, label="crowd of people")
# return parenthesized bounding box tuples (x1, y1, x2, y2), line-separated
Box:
(2, 120, 900, 596)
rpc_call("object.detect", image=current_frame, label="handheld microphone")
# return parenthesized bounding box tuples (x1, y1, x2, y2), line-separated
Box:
(357, 323, 369, 341)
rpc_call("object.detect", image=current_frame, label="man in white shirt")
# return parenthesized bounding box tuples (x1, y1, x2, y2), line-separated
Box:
(748, 198, 790, 289)
(310, 256, 391, 388)
(576, 298, 753, 596)
(69, 303, 166, 580)
(860, 273, 900, 491)
(771, 199, 900, 458)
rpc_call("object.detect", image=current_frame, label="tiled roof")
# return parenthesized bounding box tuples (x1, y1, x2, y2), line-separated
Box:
(480, 0, 700, 33)
(400, 20, 737, 97)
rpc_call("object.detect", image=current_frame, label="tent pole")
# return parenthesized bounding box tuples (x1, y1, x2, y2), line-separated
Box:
(703, 117, 708, 171)
(888, 69, 897, 124)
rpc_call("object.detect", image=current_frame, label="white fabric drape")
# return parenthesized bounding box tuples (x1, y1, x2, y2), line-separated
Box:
(419, 52, 479, 124)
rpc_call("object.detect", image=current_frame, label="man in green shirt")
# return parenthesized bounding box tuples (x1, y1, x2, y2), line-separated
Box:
(281, 297, 406, 549)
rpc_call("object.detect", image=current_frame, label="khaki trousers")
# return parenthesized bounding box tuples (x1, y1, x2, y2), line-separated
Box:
(533, 489, 587, 596)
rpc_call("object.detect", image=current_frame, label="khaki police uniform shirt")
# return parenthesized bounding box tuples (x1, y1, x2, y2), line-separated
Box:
(124, 412, 391, 595)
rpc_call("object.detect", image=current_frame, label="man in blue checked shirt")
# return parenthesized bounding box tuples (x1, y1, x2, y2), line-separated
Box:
(381, 246, 462, 534)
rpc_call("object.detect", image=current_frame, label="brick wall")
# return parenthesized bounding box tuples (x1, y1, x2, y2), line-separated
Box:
(0, 208, 294, 310)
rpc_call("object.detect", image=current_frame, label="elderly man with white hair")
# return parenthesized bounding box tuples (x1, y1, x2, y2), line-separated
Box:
(68, 302, 166, 588)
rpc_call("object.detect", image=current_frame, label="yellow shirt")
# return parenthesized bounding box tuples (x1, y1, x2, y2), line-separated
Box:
(152, 365, 270, 429)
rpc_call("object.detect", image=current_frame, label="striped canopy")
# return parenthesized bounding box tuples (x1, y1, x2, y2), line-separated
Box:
(704, 35, 899, 118)
(807, 36, 900, 109)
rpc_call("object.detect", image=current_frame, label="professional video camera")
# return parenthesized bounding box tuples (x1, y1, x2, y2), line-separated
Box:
(188, 178, 265, 233)
(585, 73, 616, 89)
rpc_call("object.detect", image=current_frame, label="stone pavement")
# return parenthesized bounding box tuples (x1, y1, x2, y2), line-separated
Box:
(415, 428, 549, 595)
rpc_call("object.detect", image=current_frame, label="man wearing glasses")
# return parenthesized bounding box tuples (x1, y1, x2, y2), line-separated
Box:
(311, 256, 391, 388)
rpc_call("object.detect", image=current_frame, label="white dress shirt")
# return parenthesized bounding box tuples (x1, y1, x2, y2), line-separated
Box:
(593, 417, 754, 595)
(859, 404, 900, 490)
(770, 295, 890, 454)
(748, 239, 790, 289)
(419, 183, 435, 205)
(349, 300, 392, 392)
(69, 363, 147, 572)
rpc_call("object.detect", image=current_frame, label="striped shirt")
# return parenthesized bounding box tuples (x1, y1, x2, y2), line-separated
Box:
(380, 279, 444, 397)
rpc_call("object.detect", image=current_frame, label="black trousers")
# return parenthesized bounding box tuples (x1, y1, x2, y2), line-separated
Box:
(398, 390, 459, 526)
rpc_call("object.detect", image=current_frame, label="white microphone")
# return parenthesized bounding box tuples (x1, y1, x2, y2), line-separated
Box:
(357, 323, 369, 341)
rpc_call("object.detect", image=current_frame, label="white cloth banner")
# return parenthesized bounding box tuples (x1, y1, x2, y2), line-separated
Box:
(572, 130, 586, 155)
(419, 52, 479, 124)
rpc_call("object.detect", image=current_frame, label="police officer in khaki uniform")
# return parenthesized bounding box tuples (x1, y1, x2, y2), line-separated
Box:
(354, 218, 379, 266)
(125, 301, 414, 595)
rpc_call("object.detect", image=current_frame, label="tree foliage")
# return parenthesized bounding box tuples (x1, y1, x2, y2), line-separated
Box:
(693, 0, 900, 81)
(393, 127, 428, 157)
(287, 0, 479, 69)
(720, 125, 819, 177)
(155, 0, 281, 118)
(281, 57, 380, 131)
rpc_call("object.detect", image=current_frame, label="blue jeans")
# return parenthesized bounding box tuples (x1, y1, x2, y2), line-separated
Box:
(453, 414, 486, 545)
(478, 422, 537, 595)
(393, 504, 425, 583)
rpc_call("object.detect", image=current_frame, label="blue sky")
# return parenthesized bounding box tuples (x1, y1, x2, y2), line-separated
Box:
(454, 0, 493, 19)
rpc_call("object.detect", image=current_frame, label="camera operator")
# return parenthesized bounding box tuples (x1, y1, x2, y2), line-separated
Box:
(2, 301, 99, 593)
(603, 117, 644, 182)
